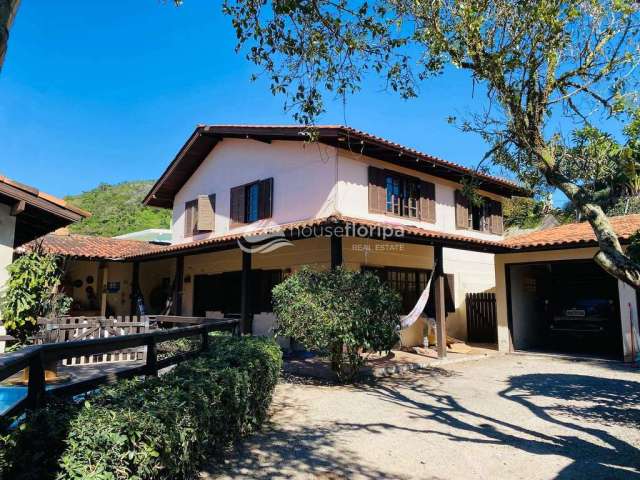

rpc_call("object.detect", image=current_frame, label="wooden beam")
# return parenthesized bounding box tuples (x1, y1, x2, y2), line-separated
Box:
(174, 256, 184, 315)
(240, 251, 252, 334)
(10, 199, 25, 216)
(434, 246, 447, 359)
(330, 234, 343, 270)
(130, 261, 140, 316)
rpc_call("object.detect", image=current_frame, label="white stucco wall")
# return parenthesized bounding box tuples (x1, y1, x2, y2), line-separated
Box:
(172, 139, 340, 244)
(0, 204, 16, 353)
(335, 149, 505, 242)
(618, 280, 640, 362)
(171, 139, 508, 245)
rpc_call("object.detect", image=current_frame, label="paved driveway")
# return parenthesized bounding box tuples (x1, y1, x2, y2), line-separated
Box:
(204, 354, 640, 479)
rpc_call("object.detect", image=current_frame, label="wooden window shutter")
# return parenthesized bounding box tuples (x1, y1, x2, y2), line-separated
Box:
(184, 200, 196, 236)
(419, 181, 436, 223)
(490, 200, 504, 235)
(197, 194, 215, 232)
(368, 166, 386, 214)
(455, 191, 470, 229)
(230, 185, 246, 228)
(258, 177, 274, 220)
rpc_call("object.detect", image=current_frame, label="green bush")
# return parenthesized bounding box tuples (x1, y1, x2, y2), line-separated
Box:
(272, 267, 401, 382)
(0, 335, 282, 480)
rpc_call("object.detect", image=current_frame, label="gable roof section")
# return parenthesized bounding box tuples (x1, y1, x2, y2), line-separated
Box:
(503, 214, 640, 251)
(144, 125, 530, 208)
(0, 176, 90, 246)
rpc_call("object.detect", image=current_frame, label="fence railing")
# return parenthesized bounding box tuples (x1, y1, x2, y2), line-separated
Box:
(0, 317, 239, 419)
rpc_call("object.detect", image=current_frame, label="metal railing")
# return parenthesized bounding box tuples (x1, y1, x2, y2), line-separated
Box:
(0, 317, 239, 418)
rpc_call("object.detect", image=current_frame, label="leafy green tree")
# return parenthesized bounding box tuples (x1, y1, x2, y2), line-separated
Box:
(0, 245, 71, 341)
(272, 267, 401, 382)
(222, 0, 640, 287)
(65, 180, 171, 237)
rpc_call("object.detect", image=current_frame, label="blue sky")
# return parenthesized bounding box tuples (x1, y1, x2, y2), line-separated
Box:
(0, 1, 559, 200)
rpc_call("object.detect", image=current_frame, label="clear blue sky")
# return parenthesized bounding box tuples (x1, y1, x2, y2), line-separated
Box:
(0, 1, 549, 199)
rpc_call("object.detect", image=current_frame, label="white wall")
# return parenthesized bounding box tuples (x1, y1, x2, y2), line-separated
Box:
(618, 280, 640, 362)
(172, 139, 340, 244)
(171, 139, 508, 245)
(335, 149, 504, 242)
(0, 204, 16, 353)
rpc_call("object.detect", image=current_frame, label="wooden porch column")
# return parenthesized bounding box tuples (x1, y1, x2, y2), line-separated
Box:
(174, 256, 184, 316)
(130, 261, 140, 316)
(330, 234, 343, 270)
(98, 262, 109, 317)
(434, 245, 447, 359)
(240, 251, 253, 335)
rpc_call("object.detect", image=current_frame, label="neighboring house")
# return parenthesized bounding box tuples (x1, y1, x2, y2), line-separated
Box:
(0, 176, 89, 351)
(114, 229, 172, 244)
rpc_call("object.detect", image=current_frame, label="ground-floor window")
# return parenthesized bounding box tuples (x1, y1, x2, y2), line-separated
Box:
(362, 266, 455, 316)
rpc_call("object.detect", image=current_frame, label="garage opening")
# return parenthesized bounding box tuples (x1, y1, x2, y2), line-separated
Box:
(507, 260, 623, 359)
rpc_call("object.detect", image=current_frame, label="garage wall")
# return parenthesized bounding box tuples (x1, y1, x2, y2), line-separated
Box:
(508, 264, 544, 350)
(618, 280, 640, 362)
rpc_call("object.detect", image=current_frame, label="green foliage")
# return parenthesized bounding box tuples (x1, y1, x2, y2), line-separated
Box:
(272, 267, 401, 382)
(627, 230, 640, 264)
(65, 181, 171, 237)
(503, 197, 547, 229)
(0, 335, 282, 480)
(0, 246, 71, 341)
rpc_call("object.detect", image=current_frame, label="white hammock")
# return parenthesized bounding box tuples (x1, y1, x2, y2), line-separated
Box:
(400, 265, 437, 329)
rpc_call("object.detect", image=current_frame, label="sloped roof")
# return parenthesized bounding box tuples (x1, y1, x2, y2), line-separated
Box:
(144, 125, 529, 208)
(0, 176, 90, 246)
(24, 233, 164, 260)
(503, 214, 640, 251)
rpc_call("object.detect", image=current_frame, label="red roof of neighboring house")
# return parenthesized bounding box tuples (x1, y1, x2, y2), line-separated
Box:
(23, 233, 164, 260)
(144, 125, 529, 208)
(503, 214, 640, 250)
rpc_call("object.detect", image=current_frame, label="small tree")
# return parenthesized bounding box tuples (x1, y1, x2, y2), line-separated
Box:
(0, 245, 72, 342)
(272, 267, 401, 382)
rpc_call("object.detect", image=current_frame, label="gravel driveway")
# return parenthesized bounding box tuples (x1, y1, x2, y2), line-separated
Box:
(203, 354, 640, 479)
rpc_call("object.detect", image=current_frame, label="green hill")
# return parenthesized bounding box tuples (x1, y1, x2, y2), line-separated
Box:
(65, 181, 171, 237)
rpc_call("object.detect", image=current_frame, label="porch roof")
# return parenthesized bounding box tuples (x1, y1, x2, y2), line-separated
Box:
(502, 214, 640, 252)
(143, 125, 530, 209)
(22, 233, 165, 260)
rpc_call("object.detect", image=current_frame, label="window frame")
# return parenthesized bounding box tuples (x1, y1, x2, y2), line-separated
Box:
(384, 171, 421, 219)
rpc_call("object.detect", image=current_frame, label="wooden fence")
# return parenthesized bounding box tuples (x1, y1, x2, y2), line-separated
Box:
(466, 292, 497, 343)
(36, 316, 150, 366)
(0, 317, 239, 419)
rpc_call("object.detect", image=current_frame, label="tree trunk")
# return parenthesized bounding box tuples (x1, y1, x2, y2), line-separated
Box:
(0, 0, 21, 72)
(540, 152, 640, 288)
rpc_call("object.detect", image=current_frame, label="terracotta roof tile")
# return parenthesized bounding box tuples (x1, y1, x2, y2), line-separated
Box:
(503, 214, 640, 250)
(22, 234, 164, 260)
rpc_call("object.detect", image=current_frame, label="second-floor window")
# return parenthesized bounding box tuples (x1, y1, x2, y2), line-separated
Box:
(385, 174, 420, 218)
(369, 166, 436, 223)
(230, 177, 274, 227)
(455, 191, 503, 234)
(184, 194, 216, 237)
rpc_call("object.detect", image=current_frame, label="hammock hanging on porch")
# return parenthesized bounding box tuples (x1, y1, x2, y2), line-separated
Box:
(400, 262, 437, 329)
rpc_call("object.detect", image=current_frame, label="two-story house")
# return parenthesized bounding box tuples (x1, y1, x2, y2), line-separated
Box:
(127, 125, 524, 344)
